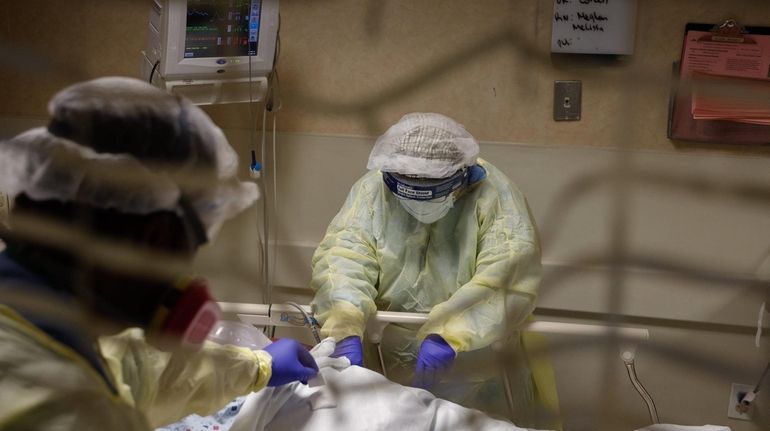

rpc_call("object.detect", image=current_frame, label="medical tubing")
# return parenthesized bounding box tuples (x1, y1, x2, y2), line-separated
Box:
(265, 23, 281, 298)
(253, 204, 266, 301)
(269, 112, 278, 295)
(284, 301, 321, 343)
(148, 60, 160, 84)
(376, 343, 388, 378)
(624, 360, 660, 424)
(500, 366, 518, 418)
(752, 254, 770, 347)
(265, 14, 282, 113)
(753, 361, 769, 393)
(247, 44, 269, 306)
(248, 42, 257, 161)
(261, 106, 271, 305)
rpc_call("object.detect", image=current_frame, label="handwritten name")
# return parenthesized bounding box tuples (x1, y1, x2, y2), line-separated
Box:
(576, 11, 608, 23)
(572, 23, 605, 32)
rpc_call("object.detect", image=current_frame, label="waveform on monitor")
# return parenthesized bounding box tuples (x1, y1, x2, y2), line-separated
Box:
(187, 9, 213, 18)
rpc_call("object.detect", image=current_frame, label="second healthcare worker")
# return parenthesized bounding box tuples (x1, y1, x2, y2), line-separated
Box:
(0, 77, 318, 430)
(310, 113, 559, 427)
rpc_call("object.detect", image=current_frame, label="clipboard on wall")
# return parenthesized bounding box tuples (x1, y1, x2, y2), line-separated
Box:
(668, 19, 770, 144)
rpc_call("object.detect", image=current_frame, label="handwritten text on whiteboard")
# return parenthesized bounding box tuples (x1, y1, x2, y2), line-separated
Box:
(551, 0, 637, 55)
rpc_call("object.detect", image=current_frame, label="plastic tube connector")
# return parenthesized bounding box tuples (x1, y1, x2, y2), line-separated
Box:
(249, 150, 262, 179)
(737, 390, 757, 413)
(621, 350, 636, 364)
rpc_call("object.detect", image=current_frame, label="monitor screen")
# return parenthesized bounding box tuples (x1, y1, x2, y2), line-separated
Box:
(184, 0, 262, 59)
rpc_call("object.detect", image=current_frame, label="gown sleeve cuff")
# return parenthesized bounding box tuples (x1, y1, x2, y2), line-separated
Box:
(317, 301, 367, 341)
(252, 349, 273, 391)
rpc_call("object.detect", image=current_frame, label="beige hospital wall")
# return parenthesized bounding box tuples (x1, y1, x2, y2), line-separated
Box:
(2, 0, 770, 154)
(1, 1, 770, 431)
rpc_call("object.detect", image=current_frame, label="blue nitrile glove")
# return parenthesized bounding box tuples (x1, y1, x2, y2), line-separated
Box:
(413, 334, 456, 389)
(330, 335, 363, 366)
(263, 339, 319, 387)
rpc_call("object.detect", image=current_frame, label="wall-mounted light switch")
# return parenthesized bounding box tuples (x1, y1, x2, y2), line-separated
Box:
(554, 80, 581, 121)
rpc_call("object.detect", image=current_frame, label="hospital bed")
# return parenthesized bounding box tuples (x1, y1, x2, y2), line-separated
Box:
(219, 302, 659, 425)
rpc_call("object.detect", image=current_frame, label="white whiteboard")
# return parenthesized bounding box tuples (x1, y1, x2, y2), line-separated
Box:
(551, 0, 637, 55)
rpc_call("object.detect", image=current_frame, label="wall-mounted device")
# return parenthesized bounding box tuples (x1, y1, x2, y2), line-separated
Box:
(554, 80, 582, 121)
(142, 0, 279, 105)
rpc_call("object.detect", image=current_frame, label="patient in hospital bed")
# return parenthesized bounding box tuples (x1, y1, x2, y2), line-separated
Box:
(159, 338, 546, 431)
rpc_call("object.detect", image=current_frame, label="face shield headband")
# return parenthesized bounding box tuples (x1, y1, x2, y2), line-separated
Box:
(383, 169, 468, 201)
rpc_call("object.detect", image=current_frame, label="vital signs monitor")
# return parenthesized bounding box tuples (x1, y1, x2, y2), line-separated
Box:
(142, 0, 279, 104)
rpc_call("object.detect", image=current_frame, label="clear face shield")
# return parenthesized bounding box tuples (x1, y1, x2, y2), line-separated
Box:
(383, 169, 469, 224)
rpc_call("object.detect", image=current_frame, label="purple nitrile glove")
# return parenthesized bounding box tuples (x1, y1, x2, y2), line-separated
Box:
(263, 339, 319, 387)
(330, 335, 363, 366)
(413, 334, 456, 389)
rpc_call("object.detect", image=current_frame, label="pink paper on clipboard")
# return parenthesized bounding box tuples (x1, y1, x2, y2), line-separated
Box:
(669, 21, 770, 144)
(680, 30, 770, 79)
(691, 72, 770, 125)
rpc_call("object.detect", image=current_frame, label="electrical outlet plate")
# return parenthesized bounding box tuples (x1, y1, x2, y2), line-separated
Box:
(554, 80, 581, 121)
(727, 383, 754, 420)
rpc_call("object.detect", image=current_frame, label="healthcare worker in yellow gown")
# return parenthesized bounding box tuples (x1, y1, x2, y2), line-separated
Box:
(0, 78, 318, 430)
(310, 112, 559, 428)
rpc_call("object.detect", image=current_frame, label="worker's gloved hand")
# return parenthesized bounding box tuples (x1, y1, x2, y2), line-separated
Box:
(413, 334, 456, 389)
(330, 335, 363, 366)
(263, 339, 319, 386)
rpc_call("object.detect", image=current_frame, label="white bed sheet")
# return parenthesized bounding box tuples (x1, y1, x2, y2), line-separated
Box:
(230, 338, 544, 431)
